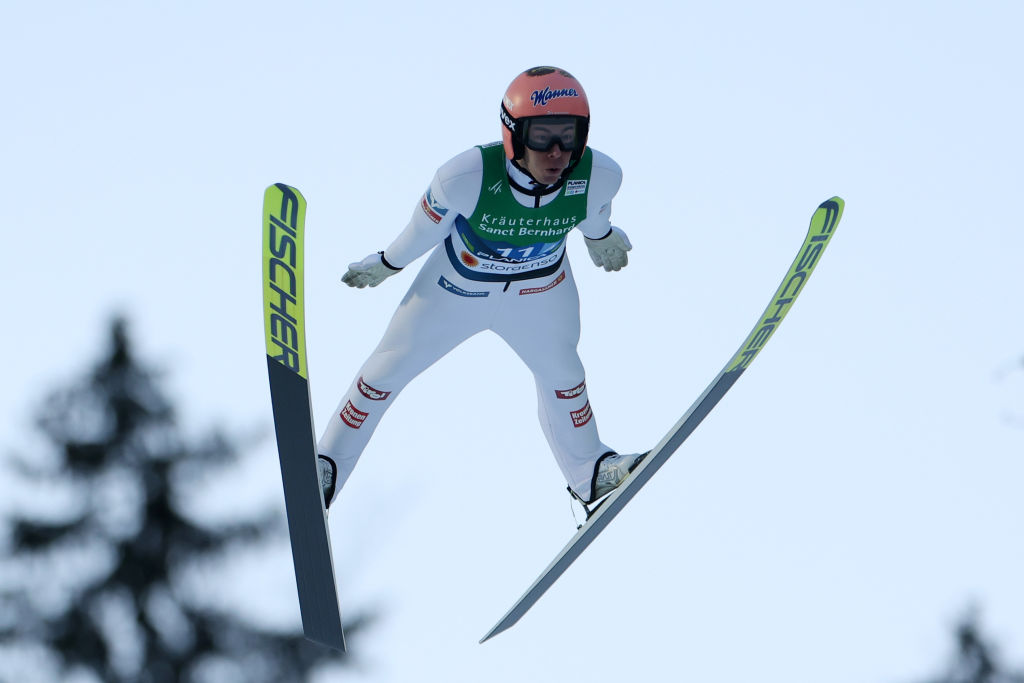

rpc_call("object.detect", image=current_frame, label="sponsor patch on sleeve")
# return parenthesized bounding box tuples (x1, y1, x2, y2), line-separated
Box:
(420, 187, 449, 224)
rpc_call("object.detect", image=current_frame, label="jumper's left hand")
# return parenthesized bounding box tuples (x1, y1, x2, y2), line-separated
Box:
(585, 226, 632, 272)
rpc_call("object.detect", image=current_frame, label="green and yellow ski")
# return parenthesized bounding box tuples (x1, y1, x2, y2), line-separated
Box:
(262, 183, 345, 652)
(482, 197, 845, 643)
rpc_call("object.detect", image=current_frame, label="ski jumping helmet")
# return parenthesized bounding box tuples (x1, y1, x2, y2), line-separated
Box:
(500, 66, 590, 167)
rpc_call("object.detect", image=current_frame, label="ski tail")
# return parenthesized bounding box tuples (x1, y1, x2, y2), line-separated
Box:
(480, 196, 844, 643)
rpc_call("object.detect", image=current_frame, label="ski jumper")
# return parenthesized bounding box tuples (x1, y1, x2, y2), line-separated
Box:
(318, 142, 624, 499)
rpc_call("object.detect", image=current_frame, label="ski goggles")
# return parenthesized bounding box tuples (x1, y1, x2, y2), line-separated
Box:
(521, 116, 585, 152)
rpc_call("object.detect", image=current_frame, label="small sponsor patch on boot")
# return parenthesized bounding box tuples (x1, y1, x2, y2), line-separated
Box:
(570, 401, 593, 427)
(555, 379, 586, 400)
(341, 401, 369, 429)
(358, 377, 391, 401)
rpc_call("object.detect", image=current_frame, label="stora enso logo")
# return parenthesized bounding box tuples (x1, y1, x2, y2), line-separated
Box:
(531, 86, 579, 106)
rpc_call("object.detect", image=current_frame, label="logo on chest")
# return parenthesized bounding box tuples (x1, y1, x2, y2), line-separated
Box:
(564, 179, 587, 196)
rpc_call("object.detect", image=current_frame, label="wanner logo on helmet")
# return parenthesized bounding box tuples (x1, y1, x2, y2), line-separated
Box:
(531, 86, 579, 107)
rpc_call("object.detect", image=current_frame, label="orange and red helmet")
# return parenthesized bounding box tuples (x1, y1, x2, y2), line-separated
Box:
(500, 66, 591, 164)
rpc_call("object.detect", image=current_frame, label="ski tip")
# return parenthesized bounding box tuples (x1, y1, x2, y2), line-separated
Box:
(266, 182, 305, 198)
(820, 196, 845, 211)
(813, 196, 845, 231)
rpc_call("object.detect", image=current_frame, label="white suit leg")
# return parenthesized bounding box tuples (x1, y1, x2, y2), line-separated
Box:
(318, 249, 488, 493)
(492, 265, 610, 498)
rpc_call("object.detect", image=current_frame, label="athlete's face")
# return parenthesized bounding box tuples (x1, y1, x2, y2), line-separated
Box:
(519, 121, 576, 185)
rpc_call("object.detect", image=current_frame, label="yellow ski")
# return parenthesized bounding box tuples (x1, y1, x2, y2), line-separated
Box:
(482, 197, 844, 643)
(263, 183, 345, 652)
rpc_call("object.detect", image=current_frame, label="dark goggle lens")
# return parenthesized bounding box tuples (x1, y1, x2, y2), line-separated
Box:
(523, 117, 581, 152)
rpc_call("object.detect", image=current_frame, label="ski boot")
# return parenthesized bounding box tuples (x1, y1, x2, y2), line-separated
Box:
(317, 455, 338, 510)
(570, 451, 648, 521)
(592, 451, 647, 500)
(593, 450, 647, 499)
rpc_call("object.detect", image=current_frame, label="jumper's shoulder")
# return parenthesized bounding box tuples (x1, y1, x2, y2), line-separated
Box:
(589, 147, 622, 177)
(586, 147, 623, 200)
(435, 146, 486, 187)
(432, 146, 487, 211)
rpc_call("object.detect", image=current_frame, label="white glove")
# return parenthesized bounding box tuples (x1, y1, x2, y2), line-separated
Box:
(341, 252, 402, 288)
(585, 226, 632, 272)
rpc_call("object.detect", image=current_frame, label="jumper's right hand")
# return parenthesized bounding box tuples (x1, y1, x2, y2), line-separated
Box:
(342, 252, 402, 288)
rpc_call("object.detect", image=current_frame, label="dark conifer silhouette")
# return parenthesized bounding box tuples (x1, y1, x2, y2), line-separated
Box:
(918, 608, 1024, 683)
(0, 317, 372, 682)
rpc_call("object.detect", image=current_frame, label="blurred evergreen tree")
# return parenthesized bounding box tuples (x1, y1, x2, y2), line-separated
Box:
(0, 317, 372, 682)
(919, 608, 1024, 683)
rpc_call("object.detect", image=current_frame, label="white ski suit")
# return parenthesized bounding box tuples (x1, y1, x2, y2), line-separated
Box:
(317, 142, 626, 500)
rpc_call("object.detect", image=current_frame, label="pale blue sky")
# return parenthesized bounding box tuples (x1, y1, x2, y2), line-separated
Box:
(3, 1, 1023, 681)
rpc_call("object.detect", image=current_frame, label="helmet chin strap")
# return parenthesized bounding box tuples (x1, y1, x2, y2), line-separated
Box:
(510, 158, 540, 185)
(510, 157, 577, 191)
